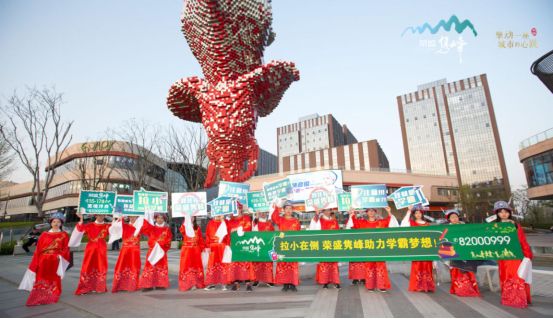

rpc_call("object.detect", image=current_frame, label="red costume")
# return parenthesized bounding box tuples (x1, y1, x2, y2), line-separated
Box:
(315, 215, 340, 285)
(112, 222, 141, 293)
(138, 221, 172, 289)
(408, 220, 435, 292)
(498, 223, 533, 308)
(253, 219, 275, 284)
(75, 222, 110, 295)
(227, 214, 255, 283)
(204, 219, 230, 286)
(449, 267, 480, 297)
(348, 215, 370, 281)
(271, 207, 301, 286)
(178, 225, 206, 291)
(25, 231, 70, 306)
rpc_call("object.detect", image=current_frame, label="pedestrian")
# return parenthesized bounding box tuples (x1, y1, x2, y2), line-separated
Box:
(252, 211, 275, 287)
(19, 212, 70, 306)
(138, 213, 172, 291)
(271, 201, 301, 292)
(401, 205, 435, 293)
(312, 208, 340, 289)
(111, 215, 143, 293)
(22, 226, 41, 255)
(446, 209, 480, 297)
(362, 207, 393, 292)
(74, 213, 110, 295)
(178, 215, 205, 291)
(227, 204, 255, 292)
(204, 215, 230, 290)
(494, 201, 533, 308)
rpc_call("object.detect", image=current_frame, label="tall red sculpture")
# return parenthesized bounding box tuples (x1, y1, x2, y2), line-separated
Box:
(167, 0, 300, 187)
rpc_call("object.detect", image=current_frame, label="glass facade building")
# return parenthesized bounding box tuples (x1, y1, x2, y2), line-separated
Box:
(398, 74, 510, 194)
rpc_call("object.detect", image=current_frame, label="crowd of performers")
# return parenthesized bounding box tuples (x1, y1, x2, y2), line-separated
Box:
(19, 200, 532, 309)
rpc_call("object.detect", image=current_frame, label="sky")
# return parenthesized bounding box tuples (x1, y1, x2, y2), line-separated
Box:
(1, 0, 552, 190)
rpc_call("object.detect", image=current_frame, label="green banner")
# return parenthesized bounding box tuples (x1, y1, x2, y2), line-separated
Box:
(114, 195, 144, 216)
(78, 190, 116, 215)
(133, 189, 168, 212)
(230, 223, 523, 262)
(337, 192, 352, 211)
(247, 191, 270, 212)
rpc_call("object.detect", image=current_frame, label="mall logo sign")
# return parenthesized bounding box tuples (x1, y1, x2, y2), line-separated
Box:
(402, 15, 478, 64)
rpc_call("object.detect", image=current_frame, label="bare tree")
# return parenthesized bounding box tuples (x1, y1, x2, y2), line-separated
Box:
(70, 140, 116, 191)
(0, 87, 73, 217)
(0, 135, 15, 180)
(159, 123, 208, 191)
(110, 119, 162, 191)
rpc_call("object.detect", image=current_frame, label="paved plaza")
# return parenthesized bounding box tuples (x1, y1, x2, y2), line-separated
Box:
(0, 247, 552, 318)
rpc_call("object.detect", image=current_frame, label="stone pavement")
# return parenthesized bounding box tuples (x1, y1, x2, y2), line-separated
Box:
(0, 251, 552, 318)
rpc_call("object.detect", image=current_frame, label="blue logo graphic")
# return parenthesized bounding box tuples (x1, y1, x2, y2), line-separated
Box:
(402, 15, 478, 37)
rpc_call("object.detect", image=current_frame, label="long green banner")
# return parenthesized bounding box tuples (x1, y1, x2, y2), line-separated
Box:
(230, 223, 523, 262)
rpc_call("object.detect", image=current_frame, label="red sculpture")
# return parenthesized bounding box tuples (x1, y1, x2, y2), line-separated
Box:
(167, 0, 300, 187)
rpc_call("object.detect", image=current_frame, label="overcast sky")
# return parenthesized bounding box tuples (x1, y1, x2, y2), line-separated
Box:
(1, 0, 552, 190)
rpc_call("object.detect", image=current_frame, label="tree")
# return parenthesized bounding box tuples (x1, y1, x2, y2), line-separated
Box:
(159, 124, 208, 192)
(110, 119, 162, 191)
(70, 140, 116, 191)
(0, 135, 15, 180)
(0, 87, 73, 217)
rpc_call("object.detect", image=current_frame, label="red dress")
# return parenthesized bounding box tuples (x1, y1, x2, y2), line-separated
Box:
(138, 221, 172, 289)
(26, 231, 70, 306)
(315, 216, 340, 285)
(227, 215, 256, 282)
(253, 219, 275, 284)
(75, 222, 110, 295)
(408, 220, 435, 292)
(449, 267, 480, 297)
(112, 223, 141, 292)
(178, 225, 205, 291)
(348, 215, 370, 281)
(271, 207, 301, 286)
(498, 223, 533, 308)
(204, 219, 230, 286)
(364, 216, 392, 290)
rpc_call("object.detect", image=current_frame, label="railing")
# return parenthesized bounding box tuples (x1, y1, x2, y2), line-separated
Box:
(519, 127, 553, 150)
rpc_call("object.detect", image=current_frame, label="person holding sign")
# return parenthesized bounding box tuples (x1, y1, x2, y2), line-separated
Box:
(312, 208, 341, 289)
(401, 205, 436, 293)
(20, 213, 70, 306)
(178, 216, 206, 291)
(271, 201, 301, 292)
(347, 208, 368, 285)
(493, 201, 533, 308)
(252, 211, 275, 287)
(445, 209, 480, 297)
(227, 204, 255, 292)
(74, 213, 110, 295)
(111, 216, 143, 293)
(138, 213, 173, 290)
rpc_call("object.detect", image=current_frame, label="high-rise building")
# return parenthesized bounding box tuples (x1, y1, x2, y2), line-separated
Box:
(276, 113, 358, 158)
(397, 74, 510, 195)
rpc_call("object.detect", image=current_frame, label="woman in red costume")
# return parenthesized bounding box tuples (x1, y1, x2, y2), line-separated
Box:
(494, 200, 533, 308)
(271, 201, 301, 292)
(20, 213, 70, 306)
(402, 204, 435, 292)
(363, 207, 393, 292)
(347, 208, 368, 285)
(204, 215, 230, 290)
(227, 205, 255, 292)
(75, 213, 110, 295)
(138, 213, 173, 290)
(312, 208, 340, 289)
(111, 216, 143, 293)
(178, 216, 206, 291)
(252, 211, 275, 287)
(446, 209, 480, 297)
